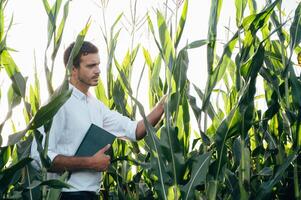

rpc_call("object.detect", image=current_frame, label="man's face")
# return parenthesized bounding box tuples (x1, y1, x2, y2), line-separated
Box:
(74, 53, 100, 87)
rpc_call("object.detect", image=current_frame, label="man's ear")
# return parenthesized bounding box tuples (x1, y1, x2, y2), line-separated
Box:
(70, 66, 77, 76)
(72, 66, 78, 72)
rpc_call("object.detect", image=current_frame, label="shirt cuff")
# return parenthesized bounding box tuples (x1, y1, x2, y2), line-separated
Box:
(127, 120, 138, 141)
(48, 150, 59, 162)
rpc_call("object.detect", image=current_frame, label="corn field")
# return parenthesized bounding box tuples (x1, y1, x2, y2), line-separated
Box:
(0, 0, 301, 199)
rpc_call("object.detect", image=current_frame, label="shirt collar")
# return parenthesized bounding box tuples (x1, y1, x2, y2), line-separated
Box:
(69, 83, 88, 101)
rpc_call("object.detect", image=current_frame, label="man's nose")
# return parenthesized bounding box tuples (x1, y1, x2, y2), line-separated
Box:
(95, 67, 100, 74)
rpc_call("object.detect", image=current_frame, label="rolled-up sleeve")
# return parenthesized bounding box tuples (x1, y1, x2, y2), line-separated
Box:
(101, 104, 138, 141)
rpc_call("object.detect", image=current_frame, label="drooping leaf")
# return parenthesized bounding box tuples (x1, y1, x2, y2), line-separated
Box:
(242, 0, 279, 39)
(1, 50, 26, 98)
(5, 87, 72, 146)
(27, 178, 71, 190)
(30, 88, 72, 129)
(0, 157, 32, 197)
(256, 153, 298, 199)
(47, 172, 71, 199)
(183, 39, 208, 50)
(289, 2, 301, 51)
(181, 152, 212, 200)
(33, 129, 52, 168)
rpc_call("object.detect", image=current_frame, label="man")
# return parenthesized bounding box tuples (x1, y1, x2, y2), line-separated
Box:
(30, 41, 165, 200)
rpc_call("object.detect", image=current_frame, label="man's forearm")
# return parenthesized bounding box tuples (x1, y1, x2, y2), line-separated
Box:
(48, 145, 111, 173)
(48, 155, 92, 173)
(136, 100, 164, 140)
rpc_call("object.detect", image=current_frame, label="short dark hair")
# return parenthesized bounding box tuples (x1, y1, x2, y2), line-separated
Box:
(63, 41, 99, 68)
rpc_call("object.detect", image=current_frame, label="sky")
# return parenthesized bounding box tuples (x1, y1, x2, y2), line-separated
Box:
(0, 0, 299, 145)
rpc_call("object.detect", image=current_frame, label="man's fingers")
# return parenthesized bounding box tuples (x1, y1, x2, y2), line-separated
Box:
(99, 144, 111, 154)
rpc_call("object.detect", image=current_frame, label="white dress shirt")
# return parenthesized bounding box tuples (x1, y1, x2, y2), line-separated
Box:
(30, 84, 138, 193)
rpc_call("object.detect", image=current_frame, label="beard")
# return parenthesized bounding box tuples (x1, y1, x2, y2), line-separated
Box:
(77, 75, 98, 86)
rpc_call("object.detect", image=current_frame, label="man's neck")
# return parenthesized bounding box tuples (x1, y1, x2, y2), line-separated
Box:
(70, 79, 89, 95)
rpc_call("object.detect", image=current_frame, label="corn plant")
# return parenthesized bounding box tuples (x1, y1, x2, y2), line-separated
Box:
(190, 0, 301, 199)
(0, 1, 91, 199)
(1, 0, 301, 199)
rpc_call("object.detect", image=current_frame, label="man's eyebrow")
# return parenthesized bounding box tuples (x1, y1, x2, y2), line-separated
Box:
(86, 62, 100, 67)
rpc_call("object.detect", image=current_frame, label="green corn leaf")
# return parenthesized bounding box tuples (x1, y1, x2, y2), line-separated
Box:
(51, 0, 70, 60)
(46, 172, 71, 199)
(239, 145, 250, 197)
(224, 169, 239, 199)
(214, 108, 241, 179)
(181, 97, 191, 153)
(42, 0, 55, 48)
(202, 32, 238, 111)
(248, 0, 257, 14)
(0, 146, 10, 169)
(187, 94, 211, 146)
(5, 81, 70, 147)
(147, 14, 163, 57)
(65, 18, 91, 73)
(143, 49, 162, 107)
(110, 13, 123, 34)
(46, 0, 63, 48)
(29, 86, 39, 115)
(172, 49, 189, 119)
(0, 86, 21, 146)
(0, 1, 4, 41)
(242, 0, 280, 35)
(174, 0, 188, 48)
(1, 50, 26, 98)
(120, 50, 130, 72)
(181, 152, 212, 200)
(7, 84, 21, 110)
(289, 2, 301, 51)
(289, 72, 301, 108)
(263, 130, 277, 151)
(256, 153, 298, 199)
(152, 56, 163, 94)
(41, 0, 51, 17)
(207, 0, 223, 73)
(50, 0, 63, 21)
(33, 129, 52, 168)
(232, 138, 241, 170)
(30, 87, 72, 129)
(143, 47, 153, 70)
(157, 10, 175, 70)
(113, 80, 130, 116)
(241, 43, 265, 82)
(0, 157, 32, 197)
(95, 77, 109, 107)
(5, 87, 71, 147)
(235, 0, 247, 26)
(183, 39, 208, 50)
(116, 68, 168, 199)
(27, 178, 71, 190)
(174, 49, 188, 90)
(160, 126, 185, 183)
(130, 45, 140, 65)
